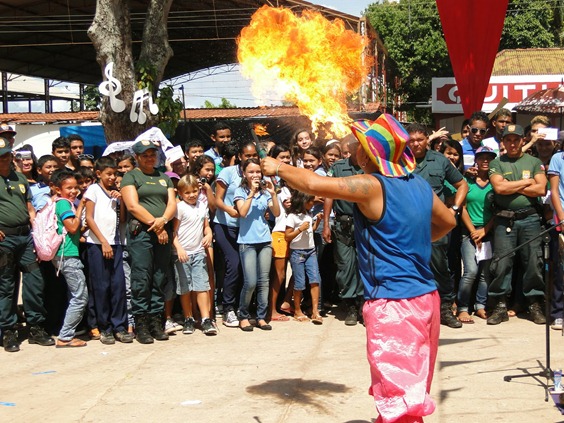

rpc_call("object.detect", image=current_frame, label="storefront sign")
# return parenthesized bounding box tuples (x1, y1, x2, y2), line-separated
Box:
(432, 75, 563, 114)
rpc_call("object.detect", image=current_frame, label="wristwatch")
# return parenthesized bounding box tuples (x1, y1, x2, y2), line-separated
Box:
(452, 205, 461, 215)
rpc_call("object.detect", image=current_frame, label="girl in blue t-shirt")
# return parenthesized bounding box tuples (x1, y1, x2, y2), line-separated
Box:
(233, 158, 280, 331)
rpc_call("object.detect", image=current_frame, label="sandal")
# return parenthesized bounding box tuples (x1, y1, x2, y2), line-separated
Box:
(311, 314, 323, 325)
(56, 338, 87, 348)
(294, 315, 310, 322)
(270, 314, 290, 322)
(475, 309, 487, 319)
(280, 304, 294, 315)
(457, 311, 474, 324)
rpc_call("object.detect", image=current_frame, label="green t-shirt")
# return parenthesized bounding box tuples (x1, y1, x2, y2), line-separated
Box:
(121, 168, 173, 219)
(465, 177, 494, 227)
(56, 199, 79, 257)
(489, 153, 544, 211)
(0, 170, 31, 227)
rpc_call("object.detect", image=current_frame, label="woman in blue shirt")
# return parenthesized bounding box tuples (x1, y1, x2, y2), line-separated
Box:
(234, 158, 279, 331)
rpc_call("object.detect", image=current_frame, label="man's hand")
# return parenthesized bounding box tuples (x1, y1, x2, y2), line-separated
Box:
(261, 157, 280, 176)
(322, 224, 332, 243)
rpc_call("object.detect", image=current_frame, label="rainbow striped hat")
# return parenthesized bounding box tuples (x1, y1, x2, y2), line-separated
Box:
(350, 114, 416, 178)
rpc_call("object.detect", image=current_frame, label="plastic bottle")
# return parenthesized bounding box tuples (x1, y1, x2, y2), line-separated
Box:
(554, 369, 562, 391)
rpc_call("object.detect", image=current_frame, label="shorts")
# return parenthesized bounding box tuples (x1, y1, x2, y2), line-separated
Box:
(271, 231, 289, 258)
(289, 248, 320, 291)
(174, 251, 210, 295)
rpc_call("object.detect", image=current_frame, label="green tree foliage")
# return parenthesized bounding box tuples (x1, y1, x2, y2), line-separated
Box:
(365, 0, 560, 122)
(83, 85, 101, 111)
(365, 0, 450, 122)
(155, 85, 184, 137)
(203, 98, 237, 108)
(501, 0, 556, 49)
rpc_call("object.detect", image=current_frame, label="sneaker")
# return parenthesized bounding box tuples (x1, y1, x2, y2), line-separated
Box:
(115, 330, 134, 343)
(183, 318, 196, 334)
(201, 318, 218, 336)
(100, 331, 115, 345)
(223, 310, 239, 328)
(89, 328, 101, 340)
(529, 303, 546, 325)
(551, 318, 564, 331)
(164, 318, 182, 334)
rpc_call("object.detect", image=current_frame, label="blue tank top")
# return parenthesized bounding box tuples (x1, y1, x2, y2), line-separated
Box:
(353, 173, 437, 300)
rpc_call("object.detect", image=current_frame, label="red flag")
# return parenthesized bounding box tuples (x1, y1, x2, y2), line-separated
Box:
(436, 0, 508, 117)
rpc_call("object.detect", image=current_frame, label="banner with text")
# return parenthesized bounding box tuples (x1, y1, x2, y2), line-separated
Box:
(432, 75, 563, 114)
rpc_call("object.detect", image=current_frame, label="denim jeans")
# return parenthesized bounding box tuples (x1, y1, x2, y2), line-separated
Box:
(52, 257, 88, 341)
(457, 234, 489, 312)
(430, 235, 455, 302)
(290, 248, 321, 291)
(489, 215, 544, 301)
(238, 242, 272, 320)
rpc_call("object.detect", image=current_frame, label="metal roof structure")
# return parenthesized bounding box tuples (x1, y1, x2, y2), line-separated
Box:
(0, 0, 364, 86)
(492, 48, 564, 77)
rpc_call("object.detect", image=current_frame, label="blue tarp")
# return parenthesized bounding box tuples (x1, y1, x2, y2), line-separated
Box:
(60, 125, 107, 156)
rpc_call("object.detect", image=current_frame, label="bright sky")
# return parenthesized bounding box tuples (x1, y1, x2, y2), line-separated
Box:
(312, 1, 371, 17)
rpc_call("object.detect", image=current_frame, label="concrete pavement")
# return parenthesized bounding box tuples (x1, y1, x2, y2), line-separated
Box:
(0, 307, 563, 423)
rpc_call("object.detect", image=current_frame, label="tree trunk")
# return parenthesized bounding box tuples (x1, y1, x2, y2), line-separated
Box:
(87, 0, 174, 143)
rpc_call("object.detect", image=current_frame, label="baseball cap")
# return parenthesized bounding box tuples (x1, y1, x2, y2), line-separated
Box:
(502, 124, 524, 139)
(164, 171, 180, 180)
(474, 146, 497, 159)
(0, 137, 12, 156)
(132, 140, 158, 154)
(0, 123, 16, 137)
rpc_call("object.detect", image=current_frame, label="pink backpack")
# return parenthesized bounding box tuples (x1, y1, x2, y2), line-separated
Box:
(32, 198, 70, 262)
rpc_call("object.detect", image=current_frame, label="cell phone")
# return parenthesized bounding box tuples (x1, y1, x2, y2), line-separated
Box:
(15, 151, 32, 160)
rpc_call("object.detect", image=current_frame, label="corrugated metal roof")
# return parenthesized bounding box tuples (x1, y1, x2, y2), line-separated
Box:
(0, 111, 99, 124)
(492, 48, 564, 76)
(182, 106, 302, 119)
(0, 107, 306, 124)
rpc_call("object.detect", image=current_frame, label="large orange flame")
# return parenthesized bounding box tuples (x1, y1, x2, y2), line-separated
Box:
(237, 6, 369, 138)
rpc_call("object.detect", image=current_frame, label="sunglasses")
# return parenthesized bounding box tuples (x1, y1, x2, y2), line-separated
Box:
(469, 127, 487, 135)
(78, 154, 94, 160)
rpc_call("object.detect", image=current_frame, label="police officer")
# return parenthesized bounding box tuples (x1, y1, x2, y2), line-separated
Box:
(406, 124, 469, 329)
(323, 137, 364, 325)
(488, 124, 547, 325)
(121, 140, 177, 344)
(0, 137, 54, 352)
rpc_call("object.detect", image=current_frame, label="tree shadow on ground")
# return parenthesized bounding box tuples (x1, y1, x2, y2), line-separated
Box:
(246, 378, 351, 413)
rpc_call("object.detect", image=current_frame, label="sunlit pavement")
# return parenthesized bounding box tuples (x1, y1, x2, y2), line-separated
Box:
(0, 307, 562, 423)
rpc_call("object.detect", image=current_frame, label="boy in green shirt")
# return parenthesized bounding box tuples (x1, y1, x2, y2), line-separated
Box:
(51, 169, 88, 347)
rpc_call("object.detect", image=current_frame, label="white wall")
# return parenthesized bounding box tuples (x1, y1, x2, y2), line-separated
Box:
(11, 124, 76, 158)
